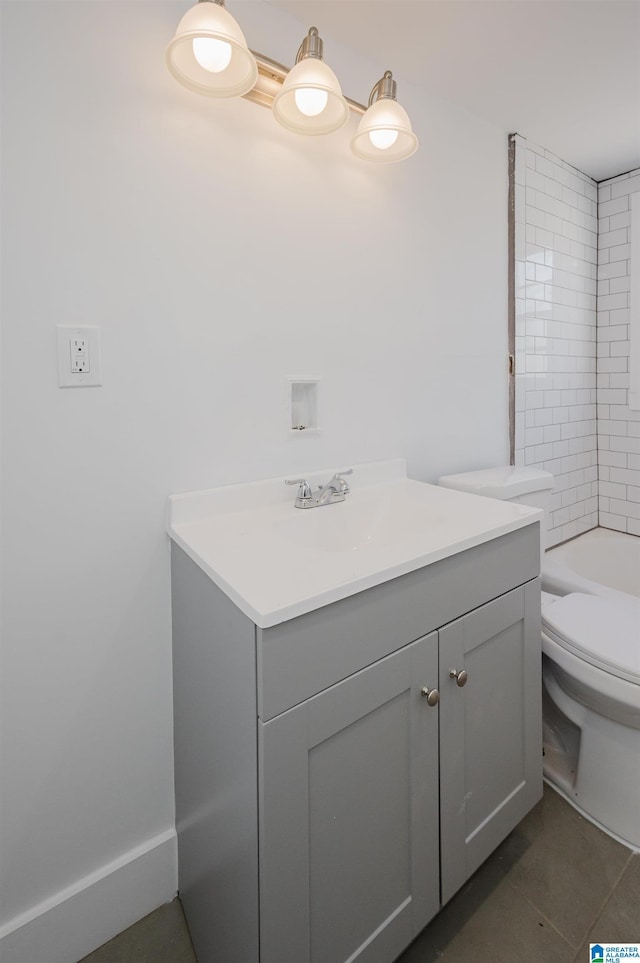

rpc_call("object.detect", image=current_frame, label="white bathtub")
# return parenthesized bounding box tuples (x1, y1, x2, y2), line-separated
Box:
(543, 527, 640, 601)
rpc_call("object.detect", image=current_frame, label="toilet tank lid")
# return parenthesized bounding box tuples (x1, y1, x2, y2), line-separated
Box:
(438, 466, 554, 500)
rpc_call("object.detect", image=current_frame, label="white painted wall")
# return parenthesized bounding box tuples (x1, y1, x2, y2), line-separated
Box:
(0, 1, 509, 958)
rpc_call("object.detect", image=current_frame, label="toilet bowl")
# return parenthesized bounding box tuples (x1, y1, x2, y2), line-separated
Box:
(438, 468, 640, 851)
(540, 591, 640, 850)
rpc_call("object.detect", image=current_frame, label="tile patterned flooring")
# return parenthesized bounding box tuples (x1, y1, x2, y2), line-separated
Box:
(81, 787, 639, 963)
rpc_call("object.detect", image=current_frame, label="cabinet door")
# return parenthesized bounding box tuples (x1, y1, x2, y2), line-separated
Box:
(439, 580, 542, 903)
(259, 633, 440, 963)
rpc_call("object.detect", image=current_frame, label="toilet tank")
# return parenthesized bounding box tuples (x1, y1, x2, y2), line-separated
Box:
(437, 466, 554, 554)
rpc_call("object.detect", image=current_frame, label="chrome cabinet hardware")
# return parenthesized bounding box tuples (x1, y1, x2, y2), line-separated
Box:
(449, 669, 468, 687)
(421, 686, 440, 707)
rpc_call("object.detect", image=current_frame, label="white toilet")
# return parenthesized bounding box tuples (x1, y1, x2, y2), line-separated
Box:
(438, 466, 640, 851)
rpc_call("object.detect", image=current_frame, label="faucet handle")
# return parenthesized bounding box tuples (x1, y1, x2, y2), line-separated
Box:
(334, 468, 353, 492)
(285, 477, 313, 500)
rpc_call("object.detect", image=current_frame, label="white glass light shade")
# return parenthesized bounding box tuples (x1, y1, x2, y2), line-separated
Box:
(273, 58, 349, 135)
(166, 2, 258, 98)
(351, 98, 418, 163)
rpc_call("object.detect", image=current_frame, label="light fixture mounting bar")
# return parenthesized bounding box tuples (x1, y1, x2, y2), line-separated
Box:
(244, 51, 366, 115)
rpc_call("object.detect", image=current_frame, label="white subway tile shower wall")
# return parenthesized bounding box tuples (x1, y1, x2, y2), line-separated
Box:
(597, 169, 640, 536)
(513, 134, 599, 547)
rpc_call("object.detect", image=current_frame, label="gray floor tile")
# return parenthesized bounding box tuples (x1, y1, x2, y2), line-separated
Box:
(493, 785, 631, 949)
(572, 854, 640, 961)
(398, 855, 574, 963)
(78, 899, 196, 963)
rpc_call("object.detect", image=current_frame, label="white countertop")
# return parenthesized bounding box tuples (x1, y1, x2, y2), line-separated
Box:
(167, 459, 542, 628)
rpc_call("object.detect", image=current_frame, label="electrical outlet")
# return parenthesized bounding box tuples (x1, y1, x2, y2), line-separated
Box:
(70, 337, 89, 373)
(57, 326, 102, 387)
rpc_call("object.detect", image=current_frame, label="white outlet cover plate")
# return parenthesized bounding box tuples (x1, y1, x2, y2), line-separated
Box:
(57, 325, 102, 387)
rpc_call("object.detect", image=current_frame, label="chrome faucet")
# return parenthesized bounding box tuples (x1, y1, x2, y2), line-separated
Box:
(285, 469, 353, 509)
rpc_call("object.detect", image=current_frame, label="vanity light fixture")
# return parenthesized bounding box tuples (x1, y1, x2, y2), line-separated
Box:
(165, 2, 418, 163)
(165, 0, 258, 98)
(351, 71, 419, 163)
(272, 27, 349, 136)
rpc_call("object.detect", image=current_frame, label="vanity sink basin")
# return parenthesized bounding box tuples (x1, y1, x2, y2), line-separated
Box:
(275, 491, 445, 554)
(168, 459, 541, 627)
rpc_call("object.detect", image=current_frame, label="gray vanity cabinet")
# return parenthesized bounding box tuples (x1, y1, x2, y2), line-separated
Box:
(258, 633, 441, 963)
(171, 522, 542, 963)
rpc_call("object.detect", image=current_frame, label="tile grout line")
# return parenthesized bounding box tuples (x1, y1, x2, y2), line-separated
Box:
(512, 849, 635, 954)
(512, 882, 583, 953)
(567, 849, 636, 958)
(582, 850, 636, 935)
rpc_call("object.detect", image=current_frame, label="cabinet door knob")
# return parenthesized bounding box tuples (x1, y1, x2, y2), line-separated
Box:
(449, 668, 468, 687)
(421, 686, 440, 707)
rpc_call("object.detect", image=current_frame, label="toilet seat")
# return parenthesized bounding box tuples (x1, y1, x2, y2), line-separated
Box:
(541, 592, 640, 686)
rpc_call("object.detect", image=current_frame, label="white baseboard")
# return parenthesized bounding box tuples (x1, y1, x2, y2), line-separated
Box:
(0, 828, 178, 963)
